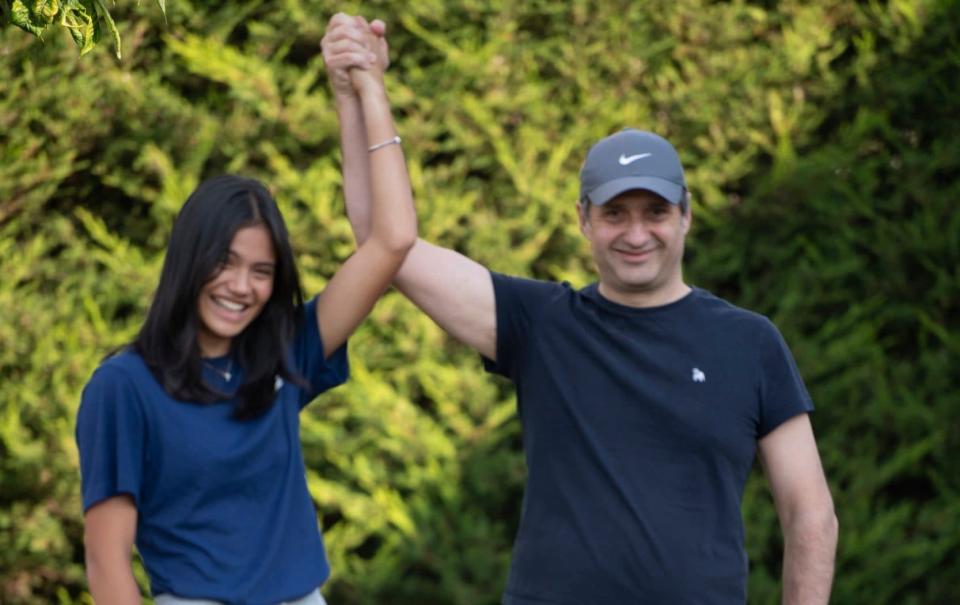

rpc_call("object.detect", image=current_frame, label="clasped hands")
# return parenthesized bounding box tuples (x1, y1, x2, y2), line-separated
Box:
(321, 13, 390, 97)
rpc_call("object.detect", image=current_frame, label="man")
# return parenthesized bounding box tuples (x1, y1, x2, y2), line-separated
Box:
(322, 14, 838, 604)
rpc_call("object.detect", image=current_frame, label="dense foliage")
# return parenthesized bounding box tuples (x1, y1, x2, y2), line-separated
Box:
(1, 0, 957, 603)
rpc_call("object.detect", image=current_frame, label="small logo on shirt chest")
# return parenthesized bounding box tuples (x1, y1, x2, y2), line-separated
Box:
(691, 367, 706, 383)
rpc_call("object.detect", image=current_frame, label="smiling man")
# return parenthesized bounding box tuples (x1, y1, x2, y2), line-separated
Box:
(324, 17, 836, 601)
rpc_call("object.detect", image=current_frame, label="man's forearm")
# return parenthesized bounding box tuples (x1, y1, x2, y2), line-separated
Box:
(336, 92, 374, 244)
(781, 510, 838, 604)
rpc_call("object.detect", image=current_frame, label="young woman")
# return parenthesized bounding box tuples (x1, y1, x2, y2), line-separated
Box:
(76, 21, 410, 605)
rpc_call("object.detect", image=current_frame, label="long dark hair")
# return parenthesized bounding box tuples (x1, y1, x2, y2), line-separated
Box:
(133, 175, 305, 419)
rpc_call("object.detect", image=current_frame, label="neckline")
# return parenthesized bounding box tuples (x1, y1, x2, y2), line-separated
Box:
(584, 283, 700, 316)
(201, 355, 235, 383)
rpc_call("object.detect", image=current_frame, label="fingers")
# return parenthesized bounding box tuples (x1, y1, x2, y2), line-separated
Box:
(323, 37, 375, 61)
(324, 23, 374, 50)
(326, 12, 357, 33)
(325, 12, 387, 44)
(326, 52, 375, 72)
(322, 13, 389, 74)
(323, 43, 375, 71)
(352, 15, 370, 30)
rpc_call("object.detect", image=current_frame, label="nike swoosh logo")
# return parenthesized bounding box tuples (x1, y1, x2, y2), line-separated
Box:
(618, 153, 652, 165)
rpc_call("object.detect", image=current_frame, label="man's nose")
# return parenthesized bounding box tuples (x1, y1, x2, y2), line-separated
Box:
(621, 219, 650, 246)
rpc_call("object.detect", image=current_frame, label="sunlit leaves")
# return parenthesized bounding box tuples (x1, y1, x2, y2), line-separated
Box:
(2, 0, 166, 58)
(60, 0, 99, 56)
(8, 0, 46, 37)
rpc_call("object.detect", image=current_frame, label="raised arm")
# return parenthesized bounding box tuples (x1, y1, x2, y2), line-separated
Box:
(322, 15, 497, 360)
(314, 15, 417, 358)
(759, 413, 838, 605)
(321, 14, 383, 243)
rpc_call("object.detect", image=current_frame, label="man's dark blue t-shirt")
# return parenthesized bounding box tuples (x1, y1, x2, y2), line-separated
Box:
(482, 273, 813, 605)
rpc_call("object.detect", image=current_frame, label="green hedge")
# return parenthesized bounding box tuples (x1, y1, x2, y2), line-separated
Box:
(1, 0, 956, 603)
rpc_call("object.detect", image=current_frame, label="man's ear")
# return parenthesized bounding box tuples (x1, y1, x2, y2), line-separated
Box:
(576, 201, 590, 237)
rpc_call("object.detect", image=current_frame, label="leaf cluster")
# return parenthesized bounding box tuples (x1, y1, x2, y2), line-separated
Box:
(2, 0, 165, 58)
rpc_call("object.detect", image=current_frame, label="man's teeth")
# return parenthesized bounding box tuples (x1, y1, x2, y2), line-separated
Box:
(214, 297, 246, 311)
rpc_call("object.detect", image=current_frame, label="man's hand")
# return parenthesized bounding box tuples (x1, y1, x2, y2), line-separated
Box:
(321, 13, 389, 98)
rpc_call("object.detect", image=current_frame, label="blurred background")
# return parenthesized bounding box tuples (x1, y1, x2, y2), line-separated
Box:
(1, 0, 957, 603)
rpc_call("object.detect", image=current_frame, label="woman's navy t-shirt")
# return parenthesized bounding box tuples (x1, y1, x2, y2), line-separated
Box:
(76, 297, 348, 605)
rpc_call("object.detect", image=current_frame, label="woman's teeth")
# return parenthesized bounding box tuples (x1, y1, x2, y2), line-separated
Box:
(214, 297, 246, 311)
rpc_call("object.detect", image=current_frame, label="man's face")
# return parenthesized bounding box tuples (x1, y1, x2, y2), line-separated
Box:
(578, 189, 691, 307)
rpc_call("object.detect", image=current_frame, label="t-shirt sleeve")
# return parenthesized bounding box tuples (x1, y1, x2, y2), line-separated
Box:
(75, 364, 147, 512)
(757, 319, 815, 437)
(293, 295, 349, 409)
(482, 271, 561, 380)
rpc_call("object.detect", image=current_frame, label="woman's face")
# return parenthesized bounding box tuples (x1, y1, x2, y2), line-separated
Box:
(196, 224, 276, 357)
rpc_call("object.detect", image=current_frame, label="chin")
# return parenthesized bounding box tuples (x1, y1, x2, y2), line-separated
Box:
(614, 273, 659, 290)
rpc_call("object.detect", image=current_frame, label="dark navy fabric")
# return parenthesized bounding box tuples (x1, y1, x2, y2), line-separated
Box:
(482, 273, 813, 605)
(76, 297, 348, 605)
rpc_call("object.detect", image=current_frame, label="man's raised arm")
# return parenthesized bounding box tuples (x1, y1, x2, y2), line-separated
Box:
(322, 14, 497, 360)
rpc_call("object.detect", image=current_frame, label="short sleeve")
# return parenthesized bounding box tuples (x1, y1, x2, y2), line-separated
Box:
(293, 296, 349, 408)
(75, 365, 147, 512)
(482, 272, 563, 380)
(757, 320, 815, 437)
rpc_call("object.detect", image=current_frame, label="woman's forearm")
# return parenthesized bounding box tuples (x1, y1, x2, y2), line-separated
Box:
(86, 555, 143, 605)
(354, 73, 418, 253)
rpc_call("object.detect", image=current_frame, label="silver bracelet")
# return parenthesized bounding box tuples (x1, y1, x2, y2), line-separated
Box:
(368, 135, 401, 153)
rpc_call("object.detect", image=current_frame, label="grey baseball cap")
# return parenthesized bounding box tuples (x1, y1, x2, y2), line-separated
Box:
(579, 129, 687, 205)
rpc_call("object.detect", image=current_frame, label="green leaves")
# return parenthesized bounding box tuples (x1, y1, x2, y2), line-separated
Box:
(61, 0, 99, 56)
(8, 1, 49, 37)
(92, 0, 121, 58)
(3, 0, 166, 58)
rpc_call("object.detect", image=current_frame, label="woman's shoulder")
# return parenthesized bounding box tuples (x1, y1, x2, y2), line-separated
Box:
(82, 347, 160, 403)
(91, 347, 150, 380)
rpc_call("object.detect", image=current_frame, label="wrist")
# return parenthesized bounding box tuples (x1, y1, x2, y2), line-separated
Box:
(334, 89, 361, 108)
(353, 71, 387, 98)
(357, 82, 389, 107)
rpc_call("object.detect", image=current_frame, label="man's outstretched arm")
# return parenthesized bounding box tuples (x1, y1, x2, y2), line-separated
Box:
(322, 14, 497, 360)
(759, 413, 839, 605)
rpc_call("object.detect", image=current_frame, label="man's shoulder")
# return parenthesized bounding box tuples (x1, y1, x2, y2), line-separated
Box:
(690, 288, 775, 327)
(490, 271, 579, 304)
(687, 288, 788, 355)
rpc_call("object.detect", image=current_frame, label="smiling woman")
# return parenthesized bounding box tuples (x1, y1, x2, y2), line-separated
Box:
(131, 176, 304, 420)
(196, 225, 278, 358)
(74, 20, 417, 604)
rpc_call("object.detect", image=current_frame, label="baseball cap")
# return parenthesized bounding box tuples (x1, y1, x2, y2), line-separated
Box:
(579, 129, 687, 205)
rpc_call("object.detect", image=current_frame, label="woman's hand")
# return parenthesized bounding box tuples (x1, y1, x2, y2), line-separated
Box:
(321, 14, 389, 98)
